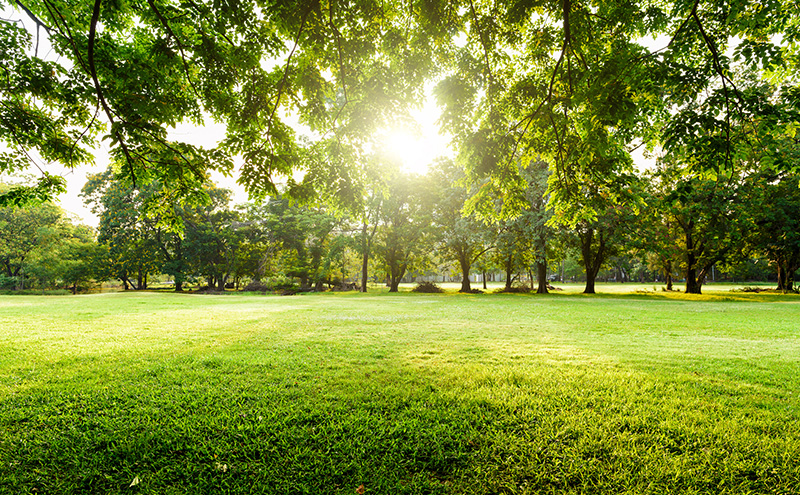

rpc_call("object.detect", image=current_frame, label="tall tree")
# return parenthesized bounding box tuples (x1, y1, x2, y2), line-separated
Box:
(82, 169, 164, 290)
(743, 172, 800, 292)
(654, 162, 742, 294)
(430, 158, 492, 293)
(374, 172, 434, 292)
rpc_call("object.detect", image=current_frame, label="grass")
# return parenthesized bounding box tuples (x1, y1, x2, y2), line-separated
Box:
(1, 289, 799, 494)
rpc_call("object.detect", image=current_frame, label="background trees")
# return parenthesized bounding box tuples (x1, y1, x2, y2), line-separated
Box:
(429, 159, 492, 293)
(0, 194, 63, 289)
(374, 172, 435, 292)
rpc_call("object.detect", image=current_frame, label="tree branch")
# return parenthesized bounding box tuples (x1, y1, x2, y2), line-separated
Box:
(146, 0, 203, 99)
(87, 0, 137, 187)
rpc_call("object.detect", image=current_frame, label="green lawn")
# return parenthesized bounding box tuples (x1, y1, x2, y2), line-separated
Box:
(1, 290, 798, 494)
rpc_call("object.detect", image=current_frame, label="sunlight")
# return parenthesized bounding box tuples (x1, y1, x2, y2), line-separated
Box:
(381, 118, 451, 175)
(382, 129, 440, 175)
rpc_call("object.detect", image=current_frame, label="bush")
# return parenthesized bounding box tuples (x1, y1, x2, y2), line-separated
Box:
(494, 285, 531, 294)
(331, 282, 359, 292)
(0, 289, 70, 296)
(0, 275, 20, 290)
(411, 281, 444, 293)
(243, 280, 269, 292)
(243, 276, 298, 292)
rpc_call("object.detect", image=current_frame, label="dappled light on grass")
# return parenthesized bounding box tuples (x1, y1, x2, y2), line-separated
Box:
(1, 292, 799, 493)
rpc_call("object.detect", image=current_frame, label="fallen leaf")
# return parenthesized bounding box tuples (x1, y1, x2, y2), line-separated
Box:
(129, 476, 140, 487)
(356, 484, 365, 494)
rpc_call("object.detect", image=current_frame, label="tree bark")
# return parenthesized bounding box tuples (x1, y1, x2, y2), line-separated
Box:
(684, 232, 698, 293)
(389, 272, 403, 292)
(536, 260, 549, 294)
(579, 226, 605, 294)
(361, 223, 369, 292)
(685, 264, 701, 294)
(459, 256, 472, 292)
(664, 259, 673, 291)
(777, 264, 786, 292)
(683, 225, 704, 294)
(504, 253, 514, 291)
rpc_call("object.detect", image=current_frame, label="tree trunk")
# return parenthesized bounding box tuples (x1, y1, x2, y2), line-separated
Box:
(579, 226, 604, 294)
(685, 264, 702, 294)
(482, 271, 487, 290)
(504, 254, 514, 291)
(536, 260, 549, 294)
(361, 223, 370, 292)
(664, 259, 673, 291)
(389, 265, 406, 293)
(683, 226, 703, 294)
(459, 256, 471, 292)
(778, 259, 798, 293)
(777, 261, 787, 292)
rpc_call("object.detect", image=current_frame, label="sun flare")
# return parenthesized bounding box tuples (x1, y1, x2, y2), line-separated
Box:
(382, 127, 450, 175)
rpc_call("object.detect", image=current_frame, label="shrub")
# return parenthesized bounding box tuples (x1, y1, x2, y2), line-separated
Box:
(494, 285, 531, 294)
(243, 276, 298, 292)
(0, 289, 70, 296)
(243, 280, 269, 292)
(0, 275, 20, 290)
(411, 281, 444, 293)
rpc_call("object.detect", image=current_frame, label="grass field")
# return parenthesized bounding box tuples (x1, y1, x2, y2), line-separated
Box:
(1, 288, 799, 494)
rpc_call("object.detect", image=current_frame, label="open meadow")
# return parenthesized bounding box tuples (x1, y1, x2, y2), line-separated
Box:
(1, 288, 799, 494)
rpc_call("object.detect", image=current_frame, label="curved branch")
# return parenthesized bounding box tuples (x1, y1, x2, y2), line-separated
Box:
(87, 0, 137, 186)
(145, 0, 202, 100)
(265, 6, 310, 165)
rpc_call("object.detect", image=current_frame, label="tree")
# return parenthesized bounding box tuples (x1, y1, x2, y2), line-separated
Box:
(742, 172, 800, 291)
(490, 221, 530, 292)
(0, 187, 63, 289)
(182, 188, 244, 291)
(429, 158, 492, 293)
(82, 169, 163, 290)
(552, 171, 643, 294)
(54, 226, 109, 294)
(253, 197, 338, 290)
(653, 161, 742, 294)
(516, 161, 554, 294)
(374, 172, 434, 292)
